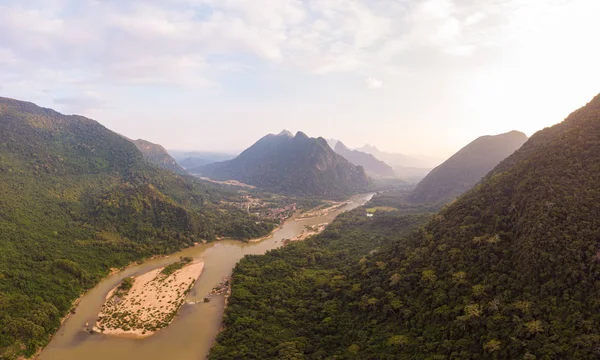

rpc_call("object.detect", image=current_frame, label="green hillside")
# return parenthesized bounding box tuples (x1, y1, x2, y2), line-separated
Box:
(211, 94, 600, 359)
(211, 207, 431, 359)
(0, 98, 273, 358)
(131, 138, 187, 175)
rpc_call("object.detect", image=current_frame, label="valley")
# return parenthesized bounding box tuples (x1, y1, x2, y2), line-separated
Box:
(211, 94, 600, 359)
(1, 93, 598, 360)
(2, 2, 597, 359)
(37, 193, 374, 360)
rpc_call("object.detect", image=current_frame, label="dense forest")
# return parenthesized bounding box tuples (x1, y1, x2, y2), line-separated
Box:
(211, 203, 433, 359)
(212, 94, 600, 359)
(131, 138, 187, 175)
(0, 98, 275, 359)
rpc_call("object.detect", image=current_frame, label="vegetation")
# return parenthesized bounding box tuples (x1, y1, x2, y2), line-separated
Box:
(210, 206, 431, 359)
(367, 189, 443, 214)
(0, 98, 275, 358)
(131, 138, 187, 175)
(192, 131, 370, 197)
(409, 130, 528, 205)
(212, 94, 600, 359)
(161, 257, 193, 276)
(118, 277, 134, 292)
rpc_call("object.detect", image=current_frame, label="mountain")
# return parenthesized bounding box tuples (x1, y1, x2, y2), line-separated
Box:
(409, 130, 528, 204)
(390, 165, 432, 183)
(170, 151, 237, 169)
(191, 131, 369, 197)
(356, 144, 437, 182)
(0, 97, 274, 358)
(131, 138, 187, 175)
(333, 141, 395, 177)
(211, 93, 600, 359)
(326, 138, 340, 150)
(356, 144, 440, 168)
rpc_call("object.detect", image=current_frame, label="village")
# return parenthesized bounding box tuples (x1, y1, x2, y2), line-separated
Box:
(222, 195, 298, 224)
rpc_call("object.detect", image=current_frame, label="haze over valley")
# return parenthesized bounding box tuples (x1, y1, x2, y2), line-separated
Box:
(1, 1, 599, 359)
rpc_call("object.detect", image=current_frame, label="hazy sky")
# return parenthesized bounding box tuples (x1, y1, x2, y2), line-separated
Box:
(1, 0, 599, 157)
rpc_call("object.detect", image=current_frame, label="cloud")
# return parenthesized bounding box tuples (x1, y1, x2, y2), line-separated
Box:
(366, 77, 383, 89)
(0, 1, 492, 82)
(1, 0, 596, 96)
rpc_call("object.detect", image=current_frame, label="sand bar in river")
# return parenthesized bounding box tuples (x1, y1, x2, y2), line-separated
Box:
(93, 261, 204, 338)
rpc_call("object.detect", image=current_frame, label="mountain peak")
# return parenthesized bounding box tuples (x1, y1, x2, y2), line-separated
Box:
(334, 141, 350, 152)
(475, 130, 528, 143)
(359, 144, 379, 153)
(196, 131, 369, 196)
(295, 131, 309, 139)
(277, 130, 293, 137)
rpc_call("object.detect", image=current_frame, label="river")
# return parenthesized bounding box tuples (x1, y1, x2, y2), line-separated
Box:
(38, 193, 374, 360)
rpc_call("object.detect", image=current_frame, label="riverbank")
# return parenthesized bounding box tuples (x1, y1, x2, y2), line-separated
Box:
(296, 200, 350, 219)
(93, 260, 205, 338)
(247, 219, 289, 243)
(38, 193, 375, 360)
(284, 223, 329, 243)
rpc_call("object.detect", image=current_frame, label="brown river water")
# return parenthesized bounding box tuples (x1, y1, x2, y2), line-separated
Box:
(38, 193, 374, 360)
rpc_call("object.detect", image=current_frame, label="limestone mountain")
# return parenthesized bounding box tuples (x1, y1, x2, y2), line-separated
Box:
(0, 97, 273, 358)
(409, 130, 528, 204)
(333, 141, 395, 177)
(191, 131, 369, 197)
(212, 93, 600, 358)
(131, 138, 186, 175)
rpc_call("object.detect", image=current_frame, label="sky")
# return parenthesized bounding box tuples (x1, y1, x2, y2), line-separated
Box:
(1, 0, 599, 158)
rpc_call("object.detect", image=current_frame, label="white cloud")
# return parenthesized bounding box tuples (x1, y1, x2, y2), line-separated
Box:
(0, 0, 497, 84)
(1, 0, 597, 101)
(366, 77, 383, 89)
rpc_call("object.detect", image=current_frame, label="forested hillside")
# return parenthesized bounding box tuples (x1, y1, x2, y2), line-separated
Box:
(131, 138, 187, 175)
(0, 98, 274, 359)
(409, 131, 527, 204)
(212, 94, 600, 359)
(211, 207, 432, 359)
(193, 131, 370, 197)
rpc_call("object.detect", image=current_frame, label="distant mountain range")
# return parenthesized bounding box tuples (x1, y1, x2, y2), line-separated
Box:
(169, 151, 237, 169)
(333, 141, 395, 177)
(352, 144, 438, 182)
(132, 139, 186, 175)
(409, 130, 528, 204)
(191, 131, 370, 197)
(356, 144, 442, 168)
